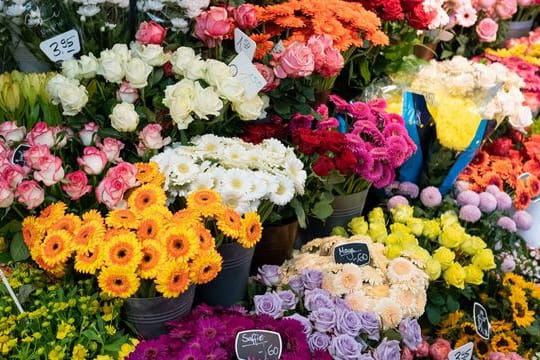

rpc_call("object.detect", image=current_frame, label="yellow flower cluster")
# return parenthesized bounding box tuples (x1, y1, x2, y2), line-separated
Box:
(22, 162, 263, 298)
(485, 44, 540, 67)
(348, 205, 496, 289)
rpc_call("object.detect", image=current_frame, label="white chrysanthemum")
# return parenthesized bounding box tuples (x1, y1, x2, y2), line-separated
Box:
(387, 258, 418, 284)
(219, 190, 243, 213)
(284, 157, 306, 194)
(221, 144, 247, 167)
(268, 176, 295, 206)
(332, 264, 363, 295)
(191, 134, 222, 154)
(169, 155, 199, 186)
(262, 138, 287, 160)
(189, 172, 216, 192)
(360, 266, 385, 286)
(244, 172, 269, 201)
(345, 291, 373, 312)
(244, 148, 265, 169)
(374, 298, 404, 330)
(219, 169, 253, 196)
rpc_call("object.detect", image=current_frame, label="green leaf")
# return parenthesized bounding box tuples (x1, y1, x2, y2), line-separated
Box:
(359, 60, 371, 84)
(430, 293, 446, 306)
(273, 101, 291, 116)
(10, 232, 29, 262)
(17, 284, 35, 305)
(0, 252, 11, 263)
(383, 328, 402, 341)
(290, 198, 306, 229)
(446, 296, 460, 312)
(81, 327, 102, 342)
(319, 192, 335, 203)
(525, 325, 540, 337)
(312, 201, 333, 220)
(426, 304, 441, 325)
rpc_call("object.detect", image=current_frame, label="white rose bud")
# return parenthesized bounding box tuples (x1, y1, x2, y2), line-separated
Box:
(62, 59, 80, 79)
(111, 44, 130, 63)
(97, 49, 125, 83)
(232, 95, 265, 121)
(58, 83, 88, 116)
(185, 59, 207, 81)
(109, 102, 139, 132)
(193, 83, 223, 119)
(47, 74, 70, 102)
(168, 97, 194, 129)
(131, 43, 168, 66)
(204, 59, 233, 86)
(125, 57, 153, 88)
(509, 106, 532, 132)
(216, 77, 246, 103)
(78, 54, 99, 79)
(163, 79, 195, 107)
(170, 47, 198, 76)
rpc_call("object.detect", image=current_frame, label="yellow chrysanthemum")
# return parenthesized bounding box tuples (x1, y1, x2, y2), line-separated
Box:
(73, 220, 105, 251)
(135, 162, 164, 185)
(186, 189, 222, 209)
(39, 230, 73, 267)
(138, 240, 164, 279)
(127, 183, 167, 212)
(98, 266, 139, 298)
(50, 214, 82, 235)
(106, 209, 138, 229)
(237, 211, 262, 248)
(74, 245, 103, 275)
(490, 332, 518, 354)
(38, 202, 67, 227)
(162, 225, 199, 261)
(155, 259, 190, 298)
(21, 215, 44, 249)
(104, 233, 143, 270)
(193, 223, 215, 252)
(190, 249, 222, 285)
(82, 209, 104, 225)
(216, 208, 243, 239)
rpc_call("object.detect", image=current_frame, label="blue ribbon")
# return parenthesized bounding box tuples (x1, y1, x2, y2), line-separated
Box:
(336, 114, 347, 133)
(399, 92, 426, 183)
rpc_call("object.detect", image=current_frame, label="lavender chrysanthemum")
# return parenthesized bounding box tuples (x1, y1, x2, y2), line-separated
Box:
(495, 191, 512, 210)
(457, 190, 480, 207)
(485, 184, 501, 195)
(420, 186, 442, 208)
(497, 216, 517, 232)
(387, 195, 409, 210)
(454, 180, 470, 193)
(459, 205, 482, 223)
(513, 210, 533, 231)
(478, 192, 497, 213)
(398, 181, 420, 198)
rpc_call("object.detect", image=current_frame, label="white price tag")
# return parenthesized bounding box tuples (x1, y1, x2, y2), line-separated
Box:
(39, 29, 81, 62)
(234, 28, 256, 61)
(271, 41, 285, 55)
(229, 53, 267, 98)
(448, 342, 473, 360)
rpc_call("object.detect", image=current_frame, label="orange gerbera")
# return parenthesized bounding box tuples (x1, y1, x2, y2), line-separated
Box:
(275, 15, 306, 28)
(40, 230, 73, 266)
(216, 208, 243, 239)
(135, 162, 163, 185)
(104, 233, 142, 269)
(525, 174, 540, 198)
(127, 183, 167, 212)
(481, 171, 504, 190)
(250, 33, 275, 60)
(471, 151, 489, 167)
(74, 220, 105, 251)
(514, 186, 531, 210)
(106, 209, 138, 229)
(51, 214, 82, 235)
(163, 226, 200, 260)
(171, 208, 201, 224)
(193, 223, 215, 251)
(82, 209, 104, 225)
(136, 218, 162, 241)
(238, 211, 263, 248)
(98, 266, 139, 298)
(186, 189, 222, 209)
(155, 260, 190, 298)
(38, 202, 67, 227)
(74, 245, 103, 274)
(189, 249, 222, 285)
(104, 228, 132, 242)
(22, 216, 44, 249)
(139, 240, 164, 279)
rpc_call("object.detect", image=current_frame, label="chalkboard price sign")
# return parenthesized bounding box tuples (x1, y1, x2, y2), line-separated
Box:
(11, 144, 30, 167)
(473, 302, 491, 340)
(235, 330, 282, 360)
(334, 243, 370, 266)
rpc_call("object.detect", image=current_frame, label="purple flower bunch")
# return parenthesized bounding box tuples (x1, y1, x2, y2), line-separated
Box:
(127, 303, 311, 360)
(253, 266, 423, 360)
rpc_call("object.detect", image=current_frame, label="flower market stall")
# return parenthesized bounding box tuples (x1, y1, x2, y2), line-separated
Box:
(0, 1, 539, 359)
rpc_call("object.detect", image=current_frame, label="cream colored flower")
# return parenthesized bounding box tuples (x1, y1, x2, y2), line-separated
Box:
(375, 298, 404, 330)
(387, 257, 417, 284)
(332, 264, 363, 295)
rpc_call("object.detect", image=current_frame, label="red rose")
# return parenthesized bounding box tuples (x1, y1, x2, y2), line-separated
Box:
(407, 5, 430, 29)
(293, 129, 320, 155)
(381, 0, 405, 21)
(321, 131, 346, 154)
(312, 155, 335, 177)
(335, 148, 357, 175)
(135, 21, 167, 45)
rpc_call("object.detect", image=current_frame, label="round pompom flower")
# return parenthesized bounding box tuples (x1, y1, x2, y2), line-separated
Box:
(420, 187, 442, 208)
(478, 192, 497, 213)
(495, 191, 512, 210)
(459, 205, 482, 223)
(398, 182, 420, 198)
(497, 216, 517, 232)
(512, 210, 533, 231)
(457, 190, 480, 207)
(387, 195, 409, 210)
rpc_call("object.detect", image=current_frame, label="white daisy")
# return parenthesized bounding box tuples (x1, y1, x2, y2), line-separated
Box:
(218, 169, 253, 196)
(219, 190, 245, 213)
(189, 172, 216, 192)
(191, 134, 222, 154)
(244, 148, 265, 169)
(169, 155, 199, 186)
(221, 144, 247, 167)
(268, 175, 295, 206)
(261, 138, 287, 161)
(244, 172, 270, 201)
(284, 156, 306, 194)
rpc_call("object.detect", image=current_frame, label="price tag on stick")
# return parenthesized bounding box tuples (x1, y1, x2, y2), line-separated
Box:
(234, 28, 256, 61)
(334, 243, 370, 266)
(235, 330, 282, 360)
(473, 302, 491, 340)
(0, 268, 25, 314)
(448, 342, 473, 360)
(39, 29, 81, 62)
(229, 53, 267, 98)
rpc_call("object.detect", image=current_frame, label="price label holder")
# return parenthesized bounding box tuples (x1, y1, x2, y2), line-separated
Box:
(271, 40, 285, 55)
(448, 341, 473, 360)
(39, 29, 81, 62)
(229, 53, 267, 98)
(334, 243, 370, 266)
(11, 144, 30, 167)
(235, 330, 282, 360)
(234, 28, 256, 61)
(473, 302, 491, 340)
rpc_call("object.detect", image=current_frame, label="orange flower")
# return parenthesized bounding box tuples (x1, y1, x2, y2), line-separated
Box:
(250, 33, 275, 60)
(481, 171, 504, 190)
(523, 160, 540, 176)
(514, 186, 531, 210)
(471, 151, 489, 168)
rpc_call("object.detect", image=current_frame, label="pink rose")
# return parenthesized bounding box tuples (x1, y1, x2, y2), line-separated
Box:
(138, 124, 171, 151)
(116, 81, 140, 104)
(488, 352, 507, 360)
(95, 175, 128, 209)
(319, 47, 344, 77)
(273, 42, 315, 79)
(307, 34, 334, 70)
(15, 180, 44, 209)
(23, 144, 51, 170)
(33, 155, 64, 186)
(77, 146, 108, 175)
(78, 122, 99, 146)
(478, 0, 497, 8)
(0, 141, 9, 162)
(429, 339, 452, 360)
(26, 122, 55, 148)
(51, 126, 72, 148)
(107, 162, 139, 189)
(0, 163, 25, 188)
(414, 340, 430, 357)
(96, 137, 124, 163)
(401, 347, 414, 360)
(233, 4, 258, 30)
(0, 180, 14, 207)
(506, 353, 525, 360)
(135, 21, 167, 45)
(255, 63, 280, 92)
(476, 18, 498, 42)
(195, 7, 232, 47)
(0, 121, 26, 144)
(62, 170, 92, 200)
(495, 0, 517, 19)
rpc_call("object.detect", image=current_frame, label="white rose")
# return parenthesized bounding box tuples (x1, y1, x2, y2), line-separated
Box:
(204, 59, 233, 86)
(58, 83, 88, 116)
(215, 76, 246, 103)
(97, 50, 125, 83)
(125, 57, 153, 88)
(111, 44, 130, 63)
(168, 98, 194, 129)
(508, 106, 533, 132)
(46, 74, 71, 101)
(170, 17, 189, 32)
(131, 43, 169, 66)
(170, 47, 198, 76)
(61, 59, 80, 79)
(193, 83, 223, 119)
(232, 95, 265, 121)
(78, 54, 99, 79)
(185, 59, 207, 81)
(163, 79, 195, 107)
(109, 102, 139, 132)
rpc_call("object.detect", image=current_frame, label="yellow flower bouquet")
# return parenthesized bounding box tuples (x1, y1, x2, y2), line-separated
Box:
(21, 162, 263, 299)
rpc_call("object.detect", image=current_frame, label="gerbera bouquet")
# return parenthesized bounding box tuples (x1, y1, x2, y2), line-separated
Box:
(497, 27, 540, 66)
(127, 303, 312, 360)
(393, 55, 532, 193)
(151, 134, 306, 224)
(436, 272, 540, 359)
(0, 263, 137, 359)
(21, 182, 262, 298)
(249, 264, 426, 359)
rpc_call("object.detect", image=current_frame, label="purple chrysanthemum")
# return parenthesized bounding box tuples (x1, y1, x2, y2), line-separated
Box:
(384, 181, 400, 196)
(497, 216, 517, 232)
(478, 192, 497, 213)
(512, 210, 533, 231)
(495, 191, 513, 210)
(194, 316, 227, 344)
(398, 181, 420, 198)
(457, 190, 480, 207)
(387, 195, 409, 210)
(420, 186, 442, 208)
(459, 205, 482, 223)
(127, 338, 167, 360)
(485, 184, 501, 195)
(203, 346, 229, 360)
